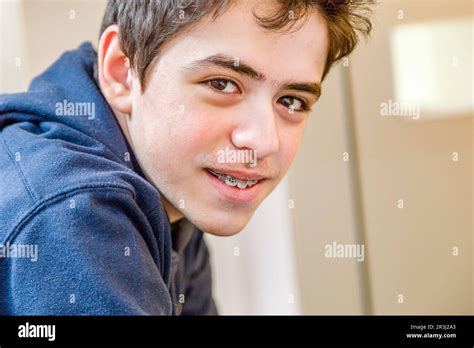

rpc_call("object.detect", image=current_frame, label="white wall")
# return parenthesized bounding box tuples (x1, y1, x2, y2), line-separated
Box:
(205, 178, 301, 315)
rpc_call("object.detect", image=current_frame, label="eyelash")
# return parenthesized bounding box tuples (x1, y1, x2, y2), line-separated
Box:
(202, 78, 311, 113)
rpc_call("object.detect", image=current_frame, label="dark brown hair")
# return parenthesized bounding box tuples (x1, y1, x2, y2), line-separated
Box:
(97, 0, 373, 91)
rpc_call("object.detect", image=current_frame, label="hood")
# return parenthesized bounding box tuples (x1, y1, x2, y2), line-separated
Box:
(0, 42, 131, 167)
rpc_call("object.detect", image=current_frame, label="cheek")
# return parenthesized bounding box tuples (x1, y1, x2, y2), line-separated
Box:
(278, 123, 306, 170)
(170, 100, 231, 155)
(280, 140, 299, 171)
(139, 100, 223, 172)
(177, 117, 218, 154)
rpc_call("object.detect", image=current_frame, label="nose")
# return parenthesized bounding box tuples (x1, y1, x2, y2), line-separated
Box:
(231, 101, 280, 161)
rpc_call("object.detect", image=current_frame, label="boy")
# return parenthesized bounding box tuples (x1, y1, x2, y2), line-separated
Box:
(0, 0, 372, 315)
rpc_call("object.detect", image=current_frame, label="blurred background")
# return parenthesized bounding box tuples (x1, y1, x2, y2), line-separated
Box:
(1, 0, 472, 314)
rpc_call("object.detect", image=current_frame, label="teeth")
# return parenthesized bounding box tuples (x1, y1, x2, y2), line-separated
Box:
(208, 169, 258, 189)
(237, 181, 247, 189)
(225, 177, 237, 187)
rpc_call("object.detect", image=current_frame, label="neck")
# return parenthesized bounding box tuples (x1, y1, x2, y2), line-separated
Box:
(161, 196, 184, 224)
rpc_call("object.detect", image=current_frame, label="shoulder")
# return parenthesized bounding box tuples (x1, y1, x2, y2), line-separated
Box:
(0, 120, 163, 245)
(0, 186, 173, 315)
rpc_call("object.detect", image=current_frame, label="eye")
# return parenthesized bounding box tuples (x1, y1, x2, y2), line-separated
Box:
(278, 96, 310, 113)
(204, 78, 241, 94)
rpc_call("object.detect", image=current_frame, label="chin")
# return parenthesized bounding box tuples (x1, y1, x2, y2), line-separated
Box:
(190, 209, 255, 237)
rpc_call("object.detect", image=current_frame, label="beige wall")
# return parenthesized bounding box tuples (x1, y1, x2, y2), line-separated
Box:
(351, 0, 472, 314)
(0, 0, 28, 93)
(288, 64, 366, 314)
(0, 0, 106, 93)
(22, 0, 106, 81)
(290, 0, 472, 314)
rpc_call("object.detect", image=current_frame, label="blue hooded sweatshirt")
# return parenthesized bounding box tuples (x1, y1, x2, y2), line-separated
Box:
(0, 42, 217, 315)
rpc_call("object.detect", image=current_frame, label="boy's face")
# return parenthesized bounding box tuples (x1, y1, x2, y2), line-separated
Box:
(117, 1, 328, 235)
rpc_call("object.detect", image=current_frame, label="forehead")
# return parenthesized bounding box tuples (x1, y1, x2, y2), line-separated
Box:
(159, 0, 329, 83)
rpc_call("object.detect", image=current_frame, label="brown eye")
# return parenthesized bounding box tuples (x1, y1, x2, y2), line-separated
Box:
(206, 78, 240, 94)
(279, 96, 308, 112)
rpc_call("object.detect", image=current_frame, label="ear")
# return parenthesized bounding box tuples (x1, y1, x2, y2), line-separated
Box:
(97, 24, 133, 115)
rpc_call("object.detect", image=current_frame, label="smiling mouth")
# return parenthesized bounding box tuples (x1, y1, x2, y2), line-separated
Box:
(206, 168, 262, 190)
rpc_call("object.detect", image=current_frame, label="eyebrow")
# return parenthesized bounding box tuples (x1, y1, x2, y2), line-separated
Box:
(182, 53, 322, 101)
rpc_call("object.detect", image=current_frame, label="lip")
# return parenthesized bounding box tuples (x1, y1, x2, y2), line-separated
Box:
(205, 169, 265, 204)
(206, 167, 267, 181)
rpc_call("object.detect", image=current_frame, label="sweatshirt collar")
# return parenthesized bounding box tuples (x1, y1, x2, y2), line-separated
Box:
(170, 218, 195, 254)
